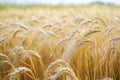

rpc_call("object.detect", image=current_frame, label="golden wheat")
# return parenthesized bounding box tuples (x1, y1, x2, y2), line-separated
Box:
(0, 5, 120, 80)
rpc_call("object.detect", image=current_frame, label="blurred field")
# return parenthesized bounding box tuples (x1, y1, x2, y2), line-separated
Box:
(0, 4, 120, 80)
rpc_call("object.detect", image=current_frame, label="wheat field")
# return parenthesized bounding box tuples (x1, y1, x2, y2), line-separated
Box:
(0, 4, 120, 80)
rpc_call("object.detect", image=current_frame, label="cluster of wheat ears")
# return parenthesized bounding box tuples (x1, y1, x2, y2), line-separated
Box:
(0, 6, 120, 80)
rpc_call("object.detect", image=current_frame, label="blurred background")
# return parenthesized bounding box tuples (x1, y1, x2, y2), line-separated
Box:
(0, 0, 120, 5)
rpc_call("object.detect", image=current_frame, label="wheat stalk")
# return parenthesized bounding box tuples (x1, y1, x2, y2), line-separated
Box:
(56, 30, 78, 47)
(47, 30, 58, 38)
(11, 23, 30, 31)
(27, 50, 41, 60)
(5, 67, 32, 80)
(109, 36, 120, 42)
(61, 38, 92, 62)
(42, 24, 53, 29)
(105, 26, 115, 36)
(79, 19, 92, 27)
(0, 36, 8, 43)
(96, 77, 114, 80)
(84, 30, 100, 37)
(0, 53, 10, 61)
(0, 60, 14, 69)
(0, 30, 13, 43)
(12, 29, 23, 38)
(50, 67, 78, 80)
(11, 45, 27, 66)
(44, 59, 78, 80)
(94, 17, 107, 27)
(39, 28, 48, 36)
